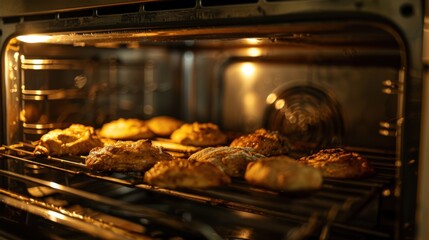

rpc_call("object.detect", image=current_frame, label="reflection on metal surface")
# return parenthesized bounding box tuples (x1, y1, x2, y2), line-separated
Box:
(382, 79, 400, 94)
(48, 210, 66, 221)
(240, 62, 256, 78)
(244, 38, 260, 45)
(0, 190, 148, 240)
(266, 93, 277, 104)
(16, 35, 52, 43)
(264, 86, 343, 149)
(23, 123, 69, 129)
(379, 120, 397, 137)
(247, 47, 262, 57)
(21, 57, 86, 70)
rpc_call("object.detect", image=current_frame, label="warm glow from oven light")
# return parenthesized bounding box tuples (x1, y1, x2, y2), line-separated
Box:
(16, 35, 52, 43)
(47, 210, 66, 221)
(32, 65, 43, 70)
(48, 182, 61, 190)
(275, 99, 285, 109)
(31, 59, 46, 65)
(244, 38, 260, 44)
(266, 93, 277, 104)
(240, 63, 255, 77)
(247, 47, 262, 57)
(13, 52, 19, 61)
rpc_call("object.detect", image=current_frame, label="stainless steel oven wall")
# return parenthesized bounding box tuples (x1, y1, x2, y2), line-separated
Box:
(186, 42, 400, 149)
(17, 43, 183, 141)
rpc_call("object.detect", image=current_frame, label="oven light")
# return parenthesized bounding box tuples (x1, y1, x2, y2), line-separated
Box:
(244, 38, 260, 44)
(16, 34, 52, 43)
(247, 47, 262, 57)
(240, 62, 256, 77)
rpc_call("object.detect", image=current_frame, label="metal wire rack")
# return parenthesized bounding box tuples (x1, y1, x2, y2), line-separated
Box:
(0, 142, 396, 239)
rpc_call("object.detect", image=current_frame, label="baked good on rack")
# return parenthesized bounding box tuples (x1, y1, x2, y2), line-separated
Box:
(297, 148, 375, 178)
(34, 124, 104, 156)
(188, 146, 265, 177)
(98, 118, 155, 140)
(229, 128, 291, 156)
(86, 139, 173, 172)
(146, 116, 184, 137)
(244, 156, 323, 192)
(170, 122, 227, 147)
(144, 159, 231, 189)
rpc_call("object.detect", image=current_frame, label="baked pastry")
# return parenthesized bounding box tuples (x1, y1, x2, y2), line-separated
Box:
(244, 156, 323, 192)
(188, 146, 265, 177)
(170, 122, 227, 147)
(86, 139, 173, 172)
(144, 159, 231, 189)
(297, 148, 375, 178)
(229, 128, 291, 156)
(146, 116, 184, 137)
(98, 118, 155, 140)
(34, 124, 104, 156)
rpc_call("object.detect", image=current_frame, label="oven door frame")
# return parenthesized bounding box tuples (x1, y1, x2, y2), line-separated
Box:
(0, 1, 424, 239)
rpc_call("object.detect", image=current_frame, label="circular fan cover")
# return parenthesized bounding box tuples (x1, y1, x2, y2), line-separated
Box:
(264, 86, 344, 150)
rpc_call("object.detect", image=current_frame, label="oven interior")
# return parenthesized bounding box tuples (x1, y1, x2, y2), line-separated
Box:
(0, 2, 416, 239)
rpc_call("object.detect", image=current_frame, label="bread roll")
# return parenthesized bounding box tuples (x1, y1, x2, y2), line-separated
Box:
(147, 116, 184, 137)
(298, 148, 375, 178)
(144, 159, 231, 189)
(189, 146, 265, 177)
(34, 124, 104, 156)
(170, 122, 227, 147)
(99, 118, 155, 140)
(86, 139, 172, 172)
(230, 128, 290, 156)
(245, 156, 323, 192)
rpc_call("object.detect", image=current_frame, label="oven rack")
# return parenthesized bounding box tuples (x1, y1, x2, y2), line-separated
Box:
(0, 142, 396, 239)
(0, 169, 222, 240)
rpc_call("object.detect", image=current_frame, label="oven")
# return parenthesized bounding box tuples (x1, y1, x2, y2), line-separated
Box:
(0, 0, 425, 239)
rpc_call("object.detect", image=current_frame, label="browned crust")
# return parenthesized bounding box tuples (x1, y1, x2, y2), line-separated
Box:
(170, 122, 227, 147)
(99, 118, 155, 140)
(86, 139, 173, 172)
(298, 148, 375, 178)
(146, 116, 184, 137)
(189, 146, 265, 177)
(244, 156, 323, 192)
(229, 128, 290, 156)
(144, 159, 231, 188)
(34, 124, 104, 156)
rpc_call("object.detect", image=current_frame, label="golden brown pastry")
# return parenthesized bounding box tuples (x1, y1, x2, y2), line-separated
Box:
(297, 148, 375, 178)
(244, 156, 323, 192)
(98, 118, 155, 140)
(144, 159, 231, 189)
(146, 116, 184, 137)
(34, 124, 104, 156)
(229, 128, 291, 156)
(86, 139, 173, 172)
(188, 146, 265, 177)
(170, 122, 227, 147)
